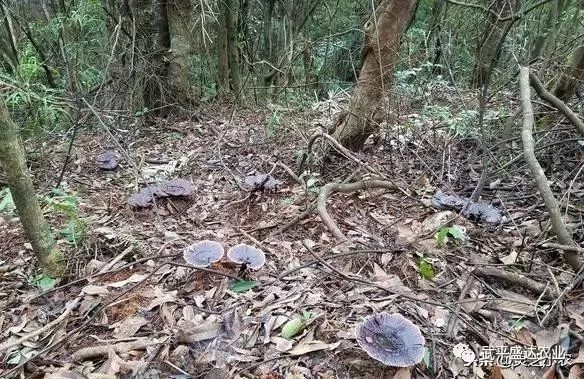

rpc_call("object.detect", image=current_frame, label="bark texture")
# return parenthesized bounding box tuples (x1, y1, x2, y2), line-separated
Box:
(0, 99, 64, 276)
(331, 0, 418, 151)
(553, 45, 584, 101)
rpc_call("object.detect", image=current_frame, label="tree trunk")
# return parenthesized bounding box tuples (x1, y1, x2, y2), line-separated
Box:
(167, 0, 192, 105)
(330, 0, 418, 151)
(553, 45, 584, 101)
(0, 98, 63, 276)
(217, 0, 229, 96)
(472, 0, 519, 88)
(132, 0, 171, 114)
(225, 0, 242, 96)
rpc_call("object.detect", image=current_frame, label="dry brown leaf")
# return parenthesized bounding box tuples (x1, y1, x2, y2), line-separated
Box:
(82, 285, 110, 296)
(110, 316, 148, 338)
(489, 365, 503, 379)
(106, 274, 147, 288)
(533, 328, 560, 347)
(569, 365, 584, 379)
(177, 318, 223, 343)
(392, 367, 410, 379)
(287, 340, 341, 356)
(541, 365, 556, 379)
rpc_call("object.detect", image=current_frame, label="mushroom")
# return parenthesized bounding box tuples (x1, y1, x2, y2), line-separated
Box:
(96, 151, 119, 170)
(183, 240, 225, 267)
(160, 179, 194, 197)
(226, 244, 266, 270)
(354, 312, 425, 367)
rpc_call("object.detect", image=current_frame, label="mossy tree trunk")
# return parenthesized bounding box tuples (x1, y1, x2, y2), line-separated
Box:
(330, 0, 418, 151)
(0, 99, 64, 276)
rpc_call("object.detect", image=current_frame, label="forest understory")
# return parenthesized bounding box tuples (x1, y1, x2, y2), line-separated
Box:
(1, 88, 584, 378)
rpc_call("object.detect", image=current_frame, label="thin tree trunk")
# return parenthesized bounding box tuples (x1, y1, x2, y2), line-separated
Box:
(330, 0, 418, 151)
(472, 0, 519, 88)
(217, 0, 229, 96)
(0, 99, 63, 276)
(225, 0, 242, 96)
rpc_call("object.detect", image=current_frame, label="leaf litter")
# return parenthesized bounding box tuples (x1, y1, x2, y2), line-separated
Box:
(0, 105, 583, 378)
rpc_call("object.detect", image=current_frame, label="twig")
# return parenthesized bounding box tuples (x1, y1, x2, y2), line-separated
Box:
(473, 266, 555, 298)
(446, 273, 475, 338)
(519, 66, 582, 272)
(72, 338, 165, 360)
(542, 243, 584, 254)
(529, 72, 584, 136)
(317, 180, 396, 241)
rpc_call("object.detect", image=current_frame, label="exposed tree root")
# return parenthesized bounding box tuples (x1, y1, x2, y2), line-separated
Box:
(317, 179, 396, 241)
(519, 67, 583, 272)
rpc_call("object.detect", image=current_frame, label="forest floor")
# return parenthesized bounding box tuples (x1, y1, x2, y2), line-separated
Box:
(1, 94, 584, 378)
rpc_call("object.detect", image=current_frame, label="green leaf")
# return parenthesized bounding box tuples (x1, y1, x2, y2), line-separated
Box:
(301, 310, 312, 320)
(281, 318, 305, 339)
(229, 280, 258, 293)
(448, 225, 466, 241)
(0, 188, 15, 214)
(435, 228, 450, 246)
(419, 258, 435, 280)
(33, 274, 57, 290)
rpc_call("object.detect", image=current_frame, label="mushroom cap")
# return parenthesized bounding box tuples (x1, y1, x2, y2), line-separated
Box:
(226, 244, 266, 269)
(96, 151, 119, 170)
(160, 179, 194, 197)
(183, 240, 225, 267)
(354, 312, 425, 367)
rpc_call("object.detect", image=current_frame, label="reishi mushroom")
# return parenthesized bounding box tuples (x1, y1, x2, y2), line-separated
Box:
(183, 240, 225, 267)
(226, 244, 266, 270)
(354, 312, 425, 367)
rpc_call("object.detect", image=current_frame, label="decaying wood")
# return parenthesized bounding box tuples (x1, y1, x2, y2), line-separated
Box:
(519, 66, 582, 272)
(474, 266, 555, 298)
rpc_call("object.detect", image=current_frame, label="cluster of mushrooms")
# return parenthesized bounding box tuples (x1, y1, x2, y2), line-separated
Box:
(183, 240, 266, 270)
(184, 242, 426, 369)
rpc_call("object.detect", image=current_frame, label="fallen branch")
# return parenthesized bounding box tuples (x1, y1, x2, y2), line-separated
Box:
(0, 296, 81, 353)
(474, 266, 555, 298)
(72, 338, 165, 360)
(529, 71, 584, 136)
(317, 179, 396, 241)
(519, 67, 582, 272)
(543, 242, 584, 255)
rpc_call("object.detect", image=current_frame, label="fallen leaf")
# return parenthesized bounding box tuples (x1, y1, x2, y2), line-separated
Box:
(82, 285, 110, 295)
(287, 341, 341, 356)
(533, 328, 560, 347)
(107, 274, 148, 288)
(110, 316, 149, 338)
(392, 367, 410, 379)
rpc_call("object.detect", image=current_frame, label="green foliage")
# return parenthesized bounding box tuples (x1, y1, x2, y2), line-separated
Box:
(0, 187, 15, 215)
(435, 225, 467, 247)
(31, 273, 57, 290)
(229, 280, 258, 293)
(41, 188, 86, 246)
(281, 311, 312, 339)
(418, 256, 435, 280)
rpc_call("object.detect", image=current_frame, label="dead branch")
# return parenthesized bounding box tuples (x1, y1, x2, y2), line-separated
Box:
(317, 179, 396, 241)
(543, 242, 584, 254)
(474, 266, 555, 298)
(72, 338, 165, 361)
(519, 67, 582, 272)
(529, 71, 584, 135)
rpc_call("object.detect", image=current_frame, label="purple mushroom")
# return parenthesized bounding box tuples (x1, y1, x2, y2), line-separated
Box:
(183, 240, 225, 267)
(354, 312, 425, 367)
(96, 151, 119, 170)
(160, 179, 194, 197)
(226, 244, 266, 270)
